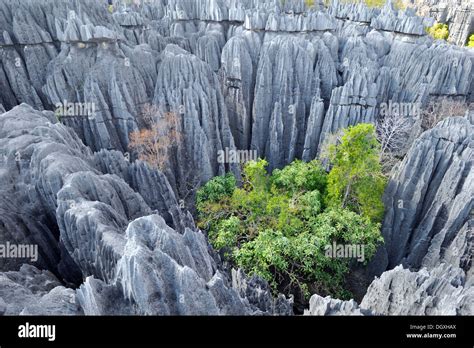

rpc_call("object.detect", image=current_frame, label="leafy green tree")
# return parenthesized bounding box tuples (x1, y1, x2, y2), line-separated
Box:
(326, 123, 386, 222)
(197, 155, 384, 304)
(234, 209, 381, 298)
(427, 23, 449, 40)
(468, 34, 474, 47)
(271, 159, 327, 196)
(196, 173, 236, 206)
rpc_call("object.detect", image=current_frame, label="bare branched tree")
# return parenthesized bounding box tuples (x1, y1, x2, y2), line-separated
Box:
(421, 98, 469, 131)
(376, 113, 413, 173)
(129, 103, 201, 209)
(129, 104, 182, 171)
(376, 113, 412, 159)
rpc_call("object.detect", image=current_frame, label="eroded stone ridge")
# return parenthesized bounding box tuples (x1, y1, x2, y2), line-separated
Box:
(0, 104, 292, 315)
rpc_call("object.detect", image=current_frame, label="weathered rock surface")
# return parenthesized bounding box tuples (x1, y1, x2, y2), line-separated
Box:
(0, 103, 292, 315)
(153, 44, 240, 186)
(0, 0, 473, 316)
(2, 0, 471, 178)
(305, 293, 370, 315)
(379, 116, 473, 273)
(402, 0, 474, 46)
(0, 264, 82, 315)
(307, 263, 473, 315)
(231, 268, 294, 315)
(361, 264, 473, 315)
(75, 213, 293, 315)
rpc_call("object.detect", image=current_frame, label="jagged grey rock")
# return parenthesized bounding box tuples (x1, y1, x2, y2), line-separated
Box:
(76, 276, 135, 315)
(306, 116, 473, 315)
(380, 116, 473, 272)
(250, 35, 335, 170)
(402, 0, 474, 46)
(0, 0, 473, 317)
(0, 264, 82, 315)
(231, 268, 294, 315)
(305, 293, 371, 315)
(153, 44, 240, 187)
(307, 263, 473, 315)
(0, 103, 292, 315)
(361, 264, 473, 315)
(371, 1, 430, 36)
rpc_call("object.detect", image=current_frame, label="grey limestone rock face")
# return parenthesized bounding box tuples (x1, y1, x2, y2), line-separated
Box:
(76, 214, 292, 315)
(305, 293, 371, 315)
(443, 0, 473, 47)
(354, 115, 473, 297)
(0, 264, 82, 315)
(382, 40, 473, 99)
(380, 116, 473, 273)
(20, 285, 82, 315)
(76, 276, 136, 315)
(116, 215, 224, 315)
(318, 66, 378, 147)
(330, 0, 380, 23)
(402, 0, 474, 46)
(231, 268, 294, 315)
(0, 0, 120, 111)
(43, 38, 156, 153)
(217, 1, 471, 174)
(371, 1, 429, 36)
(0, 104, 91, 279)
(56, 171, 151, 283)
(307, 263, 473, 315)
(360, 264, 473, 315)
(92, 149, 195, 233)
(2, 0, 471, 179)
(0, 103, 292, 315)
(250, 35, 337, 170)
(153, 44, 240, 187)
(220, 34, 257, 149)
(307, 115, 473, 316)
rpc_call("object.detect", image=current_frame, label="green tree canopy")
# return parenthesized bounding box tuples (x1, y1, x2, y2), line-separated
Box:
(427, 23, 449, 40)
(326, 123, 386, 222)
(197, 149, 384, 305)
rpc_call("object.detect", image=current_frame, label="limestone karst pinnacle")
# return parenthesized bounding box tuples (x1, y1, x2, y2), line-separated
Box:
(0, 0, 472, 317)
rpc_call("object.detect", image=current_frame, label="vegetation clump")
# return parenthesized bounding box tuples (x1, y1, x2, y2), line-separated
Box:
(467, 34, 474, 47)
(197, 124, 385, 305)
(427, 23, 449, 40)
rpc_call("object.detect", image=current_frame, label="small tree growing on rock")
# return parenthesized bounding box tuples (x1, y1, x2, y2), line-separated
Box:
(325, 123, 386, 222)
(376, 111, 413, 173)
(129, 104, 182, 171)
(426, 23, 449, 40)
(129, 103, 201, 208)
(421, 98, 469, 131)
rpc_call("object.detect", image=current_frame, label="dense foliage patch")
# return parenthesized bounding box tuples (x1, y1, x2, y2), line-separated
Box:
(468, 34, 474, 47)
(326, 123, 386, 222)
(197, 124, 385, 304)
(427, 23, 449, 40)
